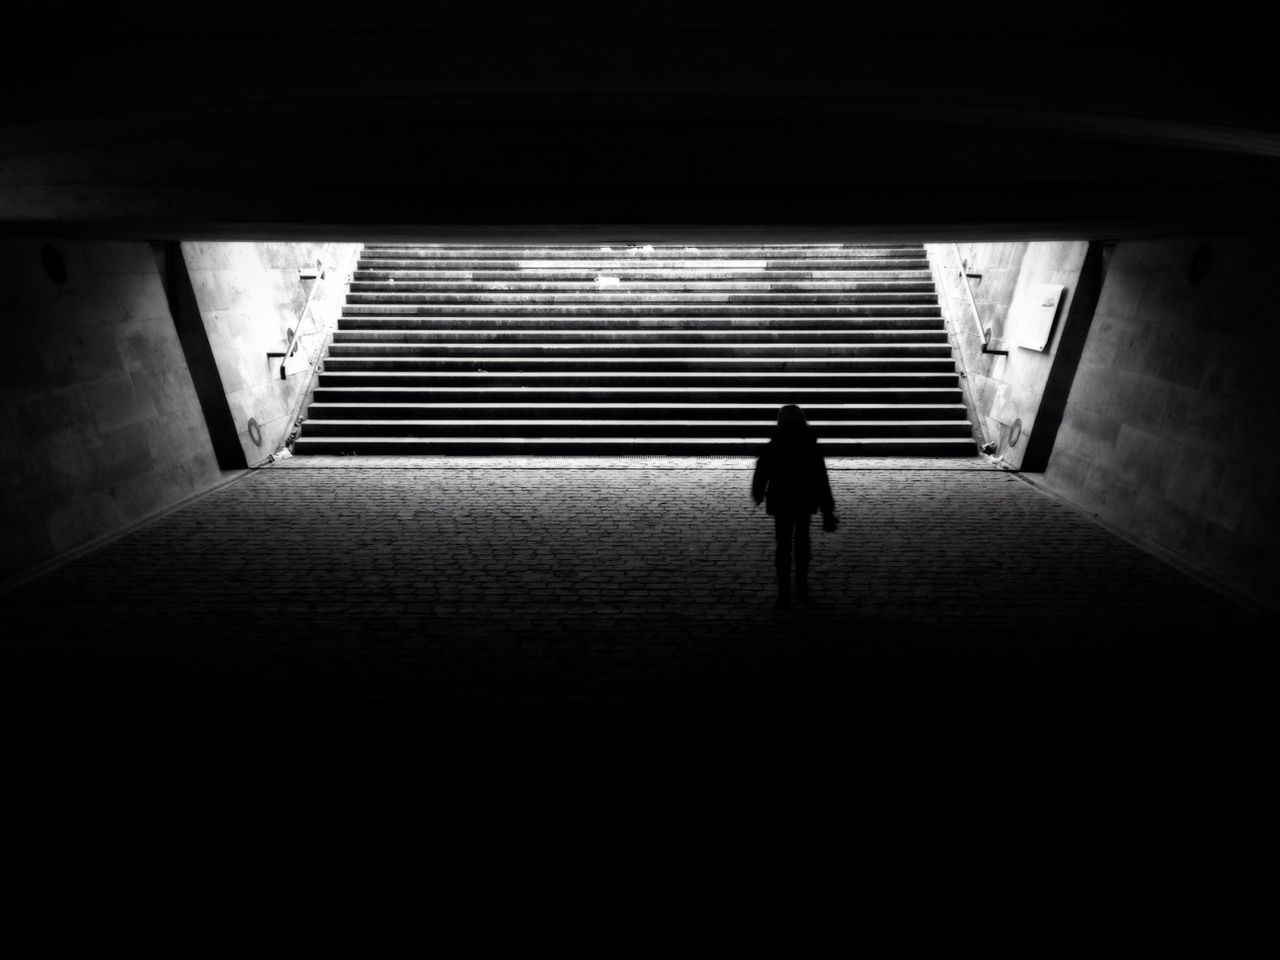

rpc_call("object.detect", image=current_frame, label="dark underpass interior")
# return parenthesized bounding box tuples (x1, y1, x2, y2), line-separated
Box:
(3, 5, 1278, 909)
(2, 456, 1271, 897)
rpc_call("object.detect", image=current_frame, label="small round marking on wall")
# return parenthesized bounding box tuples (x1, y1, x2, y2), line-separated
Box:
(247, 418, 263, 447)
(1188, 244, 1212, 286)
(41, 244, 68, 285)
(1009, 418, 1023, 447)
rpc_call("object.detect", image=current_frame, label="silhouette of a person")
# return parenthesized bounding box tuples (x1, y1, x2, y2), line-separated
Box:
(752, 404, 837, 609)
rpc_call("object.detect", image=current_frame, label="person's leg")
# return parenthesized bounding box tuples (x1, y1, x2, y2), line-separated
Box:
(773, 514, 792, 608)
(795, 515, 811, 598)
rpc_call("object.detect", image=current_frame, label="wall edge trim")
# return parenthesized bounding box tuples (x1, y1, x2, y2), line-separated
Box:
(0, 469, 254, 597)
(1007, 469, 1272, 618)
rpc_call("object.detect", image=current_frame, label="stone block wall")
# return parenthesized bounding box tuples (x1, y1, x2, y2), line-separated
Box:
(1041, 238, 1280, 609)
(927, 241, 1090, 467)
(181, 242, 360, 465)
(0, 238, 224, 583)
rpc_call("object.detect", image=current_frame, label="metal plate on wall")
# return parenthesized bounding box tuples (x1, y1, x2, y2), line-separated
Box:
(1014, 283, 1065, 352)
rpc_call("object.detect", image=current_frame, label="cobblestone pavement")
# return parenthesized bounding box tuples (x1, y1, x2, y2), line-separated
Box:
(2, 457, 1271, 842)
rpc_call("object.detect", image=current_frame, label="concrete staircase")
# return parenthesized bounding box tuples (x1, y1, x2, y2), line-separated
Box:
(293, 243, 976, 455)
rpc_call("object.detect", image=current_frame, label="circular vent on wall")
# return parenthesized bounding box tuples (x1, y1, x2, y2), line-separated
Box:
(1009, 418, 1023, 447)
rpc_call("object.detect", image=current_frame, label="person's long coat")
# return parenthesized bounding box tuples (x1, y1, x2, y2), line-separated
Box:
(752, 434, 835, 517)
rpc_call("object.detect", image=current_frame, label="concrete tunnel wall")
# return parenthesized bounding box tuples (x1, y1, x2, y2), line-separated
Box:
(932, 236, 1280, 611)
(0, 239, 358, 585)
(0, 238, 224, 583)
(3, 235, 1278, 613)
(927, 241, 1092, 468)
(1040, 239, 1280, 610)
(181, 242, 360, 466)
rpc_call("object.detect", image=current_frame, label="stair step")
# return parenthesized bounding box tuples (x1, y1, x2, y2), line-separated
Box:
(331, 328, 950, 343)
(306, 402, 969, 421)
(292, 437, 976, 456)
(360, 245, 927, 259)
(356, 258, 932, 271)
(341, 304, 943, 316)
(326, 343, 953, 358)
(338, 316, 946, 330)
(320, 357, 957, 374)
(316, 371, 960, 388)
(312, 386, 966, 404)
(357, 254, 927, 265)
(349, 280, 937, 293)
(353, 270, 935, 283)
(345, 293, 939, 307)
(299, 419, 974, 438)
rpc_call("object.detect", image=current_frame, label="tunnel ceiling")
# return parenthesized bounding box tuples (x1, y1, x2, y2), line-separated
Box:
(3, 1, 1279, 241)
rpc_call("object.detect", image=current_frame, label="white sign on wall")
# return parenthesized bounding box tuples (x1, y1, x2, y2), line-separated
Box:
(1013, 283, 1066, 352)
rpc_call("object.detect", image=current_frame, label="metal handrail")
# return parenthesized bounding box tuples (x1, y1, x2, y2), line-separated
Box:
(952, 243, 1009, 357)
(942, 244, 999, 456)
(268, 244, 332, 379)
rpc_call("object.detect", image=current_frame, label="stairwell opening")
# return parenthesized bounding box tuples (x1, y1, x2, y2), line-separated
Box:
(291, 241, 978, 457)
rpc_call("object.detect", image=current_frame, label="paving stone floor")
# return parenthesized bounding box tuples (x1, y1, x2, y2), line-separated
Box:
(2, 457, 1272, 874)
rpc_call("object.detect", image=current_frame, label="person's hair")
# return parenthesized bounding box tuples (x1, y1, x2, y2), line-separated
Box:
(771, 404, 814, 441)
